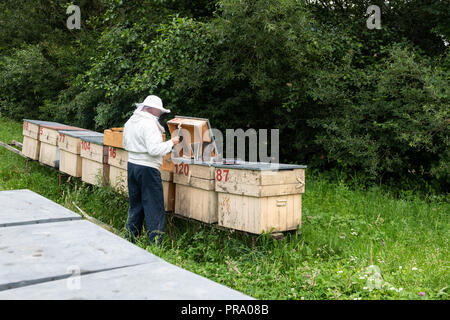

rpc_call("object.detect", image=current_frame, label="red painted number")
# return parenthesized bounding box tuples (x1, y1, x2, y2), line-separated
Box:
(216, 169, 222, 181)
(175, 163, 189, 176)
(23, 122, 28, 130)
(40, 128, 43, 136)
(82, 141, 90, 151)
(59, 134, 65, 143)
(109, 147, 116, 158)
(216, 169, 229, 182)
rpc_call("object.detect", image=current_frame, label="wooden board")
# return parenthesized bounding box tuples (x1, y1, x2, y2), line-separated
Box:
(39, 142, 59, 167)
(214, 168, 305, 197)
(80, 142, 104, 164)
(104, 128, 123, 149)
(174, 184, 217, 224)
(107, 147, 128, 170)
(109, 165, 128, 194)
(218, 193, 302, 234)
(59, 150, 82, 177)
(81, 158, 104, 185)
(22, 136, 40, 160)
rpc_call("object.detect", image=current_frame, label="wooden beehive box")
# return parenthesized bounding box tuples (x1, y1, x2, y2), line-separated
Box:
(161, 169, 175, 212)
(167, 116, 217, 160)
(22, 119, 62, 160)
(38, 124, 86, 168)
(107, 146, 128, 193)
(214, 163, 307, 234)
(58, 130, 104, 177)
(173, 159, 217, 223)
(79, 134, 109, 186)
(104, 128, 124, 149)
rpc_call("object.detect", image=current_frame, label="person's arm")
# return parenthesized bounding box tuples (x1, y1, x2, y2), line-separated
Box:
(142, 125, 174, 156)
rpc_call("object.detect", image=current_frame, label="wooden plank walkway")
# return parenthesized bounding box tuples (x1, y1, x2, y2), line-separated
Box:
(0, 189, 253, 300)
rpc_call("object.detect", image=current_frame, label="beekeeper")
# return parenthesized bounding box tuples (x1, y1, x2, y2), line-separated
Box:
(123, 95, 180, 245)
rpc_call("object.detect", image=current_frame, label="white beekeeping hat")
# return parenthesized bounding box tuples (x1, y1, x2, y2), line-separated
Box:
(135, 95, 171, 113)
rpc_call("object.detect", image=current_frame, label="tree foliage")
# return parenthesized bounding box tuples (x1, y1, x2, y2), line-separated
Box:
(0, 0, 448, 190)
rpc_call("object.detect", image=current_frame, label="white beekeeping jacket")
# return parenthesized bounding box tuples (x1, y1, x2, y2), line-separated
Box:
(123, 109, 174, 170)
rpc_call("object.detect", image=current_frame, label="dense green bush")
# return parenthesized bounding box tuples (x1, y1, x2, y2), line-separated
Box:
(0, 45, 65, 120)
(308, 44, 449, 186)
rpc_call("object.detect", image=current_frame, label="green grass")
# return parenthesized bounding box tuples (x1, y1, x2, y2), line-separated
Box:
(0, 115, 448, 300)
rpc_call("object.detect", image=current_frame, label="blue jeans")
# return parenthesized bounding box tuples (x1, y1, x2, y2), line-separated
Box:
(125, 162, 166, 245)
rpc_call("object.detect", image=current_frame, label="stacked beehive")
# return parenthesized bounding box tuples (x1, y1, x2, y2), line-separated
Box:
(79, 134, 109, 186)
(58, 130, 104, 178)
(214, 163, 306, 234)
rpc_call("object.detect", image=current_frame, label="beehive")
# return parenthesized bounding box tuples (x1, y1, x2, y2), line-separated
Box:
(38, 124, 86, 168)
(79, 134, 109, 186)
(58, 130, 104, 177)
(22, 119, 61, 160)
(214, 162, 307, 234)
(173, 159, 217, 223)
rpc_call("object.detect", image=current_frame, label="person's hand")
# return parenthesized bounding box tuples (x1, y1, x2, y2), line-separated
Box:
(171, 136, 181, 146)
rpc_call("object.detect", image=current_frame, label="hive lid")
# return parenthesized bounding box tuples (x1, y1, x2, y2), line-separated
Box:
(172, 157, 307, 170)
(23, 119, 63, 126)
(79, 134, 104, 145)
(41, 124, 88, 131)
(213, 162, 307, 171)
(172, 157, 216, 167)
(58, 130, 103, 138)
